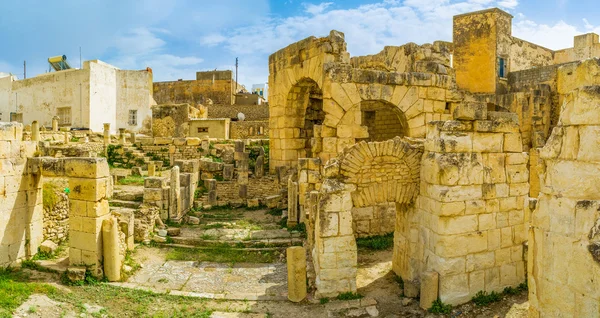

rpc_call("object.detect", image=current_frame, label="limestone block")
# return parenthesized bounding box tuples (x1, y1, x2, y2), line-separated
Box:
(487, 112, 520, 133)
(453, 102, 486, 121)
(223, 164, 234, 180)
(506, 164, 529, 184)
(186, 137, 201, 146)
(68, 177, 110, 201)
(420, 271, 439, 310)
(39, 240, 58, 255)
(64, 158, 110, 179)
(287, 246, 307, 302)
(439, 273, 470, 305)
(503, 133, 523, 153)
(144, 177, 167, 188)
(472, 133, 503, 153)
(404, 280, 420, 298)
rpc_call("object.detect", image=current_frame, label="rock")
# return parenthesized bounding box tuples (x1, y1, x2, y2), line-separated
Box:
(167, 227, 181, 236)
(247, 198, 260, 208)
(66, 267, 86, 283)
(153, 236, 167, 243)
(403, 280, 420, 298)
(401, 298, 413, 306)
(366, 305, 379, 317)
(188, 216, 200, 225)
(157, 229, 168, 237)
(131, 167, 142, 176)
(39, 240, 58, 255)
(505, 302, 529, 318)
(123, 265, 133, 273)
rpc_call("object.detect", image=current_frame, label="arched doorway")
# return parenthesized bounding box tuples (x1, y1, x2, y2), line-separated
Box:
(360, 100, 409, 142)
(286, 78, 324, 158)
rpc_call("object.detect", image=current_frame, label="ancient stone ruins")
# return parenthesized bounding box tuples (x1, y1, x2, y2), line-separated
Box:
(3, 7, 600, 317)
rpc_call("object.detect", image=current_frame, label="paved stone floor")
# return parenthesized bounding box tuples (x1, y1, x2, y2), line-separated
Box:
(113, 260, 288, 300)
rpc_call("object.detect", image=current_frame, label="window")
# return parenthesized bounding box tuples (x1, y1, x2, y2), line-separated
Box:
(10, 112, 22, 123)
(128, 110, 137, 126)
(197, 127, 208, 133)
(498, 57, 507, 78)
(57, 107, 71, 125)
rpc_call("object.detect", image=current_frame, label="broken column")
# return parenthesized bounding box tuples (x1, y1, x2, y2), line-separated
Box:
(63, 131, 69, 144)
(235, 141, 249, 199)
(52, 116, 59, 132)
(169, 166, 181, 221)
(31, 120, 40, 142)
(287, 178, 299, 227)
(255, 155, 264, 178)
(118, 128, 126, 144)
(148, 162, 156, 177)
(168, 145, 176, 167)
(287, 246, 307, 302)
(102, 217, 121, 282)
(206, 179, 217, 205)
(223, 164, 234, 181)
(420, 271, 439, 310)
(130, 132, 136, 144)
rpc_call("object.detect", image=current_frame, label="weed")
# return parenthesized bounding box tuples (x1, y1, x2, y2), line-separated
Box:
(28, 305, 37, 313)
(356, 233, 394, 250)
(42, 183, 59, 209)
(203, 223, 226, 230)
(472, 290, 501, 306)
(165, 236, 175, 244)
(319, 297, 330, 304)
(158, 278, 169, 283)
(428, 299, 452, 314)
(266, 208, 283, 216)
(0, 267, 56, 317)
(336, 292, 363, 300)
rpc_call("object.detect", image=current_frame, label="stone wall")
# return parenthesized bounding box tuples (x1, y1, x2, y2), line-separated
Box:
(153, 79, 234, 106)
(529, 86, 600, 317)
(42, 179, 69, 244)
(197, 177, 279, 206)
(0, 123, 41, 267)
(230, 121, 269, 139)
(419, 105, 529, 305)
(352, 203, 395, 237)
(350, 42, 452, 74)
(207, 104, 269, 121)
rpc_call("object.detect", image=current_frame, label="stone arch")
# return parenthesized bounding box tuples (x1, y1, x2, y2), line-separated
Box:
(285, 77, 324, 158)
(312, 137, 424, 297)
(359, 100, 409, 142)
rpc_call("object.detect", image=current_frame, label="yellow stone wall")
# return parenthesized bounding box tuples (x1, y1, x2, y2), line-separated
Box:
(529, 86, 600, 317)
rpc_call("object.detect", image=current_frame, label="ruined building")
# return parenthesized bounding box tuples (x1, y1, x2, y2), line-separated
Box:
(268, 7, 600, 316)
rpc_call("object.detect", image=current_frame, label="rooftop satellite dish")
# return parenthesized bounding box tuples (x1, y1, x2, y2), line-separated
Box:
(237, 112, 246, 121)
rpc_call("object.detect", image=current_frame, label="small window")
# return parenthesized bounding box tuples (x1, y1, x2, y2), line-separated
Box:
(10, 112, 22, 123)
(498, 57, 507, 78)
(128, 110, 137, 126)
(197, 127, 208, 133)
(57, 107, 71, 125)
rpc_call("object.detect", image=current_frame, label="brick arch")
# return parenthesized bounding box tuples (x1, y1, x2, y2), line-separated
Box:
(284, 77, 324, 159)
(338, 137, 423, 207)
(359, 99, 409, 141)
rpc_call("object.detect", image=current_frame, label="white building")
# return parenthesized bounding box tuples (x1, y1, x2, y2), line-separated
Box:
(251, 83, 268, 101)
(0, 60, 156, 133)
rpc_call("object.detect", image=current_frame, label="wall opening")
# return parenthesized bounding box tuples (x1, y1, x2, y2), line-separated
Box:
(360, 100, 408, 142)
(286, 78, 324, 158)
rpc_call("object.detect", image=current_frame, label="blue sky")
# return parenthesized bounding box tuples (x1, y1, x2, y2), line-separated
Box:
(0, 0, 598, 88)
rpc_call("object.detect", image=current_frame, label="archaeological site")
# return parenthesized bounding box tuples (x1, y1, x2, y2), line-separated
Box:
(2, 5, 600, 318)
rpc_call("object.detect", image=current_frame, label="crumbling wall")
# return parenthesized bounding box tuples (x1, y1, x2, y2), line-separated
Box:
(419, 105, 529, 305)
(42, 180, 69, 244)
(152, 104, 199, 137)
(230, 121, 269, 139)
(0, 123, 41, 267)
(207, 104, 269, 121)
(350, 42, 452, 74)
(529, 86, 600, 317)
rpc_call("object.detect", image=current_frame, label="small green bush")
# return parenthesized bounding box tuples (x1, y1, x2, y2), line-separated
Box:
(429, 299, 452, 314)
(336, 292, 363, 300)
(356, 233, 394, 250)
(319, 297, 330, 304)
(472, 290, 501, 306)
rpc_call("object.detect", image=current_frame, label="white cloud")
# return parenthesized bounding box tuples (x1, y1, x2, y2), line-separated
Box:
(498, 0, 518, 9)
(303, 2, 333, 15)
(513, 19, 579, 50)
(200, 34, 227, 47)
(114, 27, 165, 55)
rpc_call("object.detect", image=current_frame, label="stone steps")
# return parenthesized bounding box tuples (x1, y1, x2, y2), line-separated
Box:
(168, 236, 303, 248)
(109, 200, 142, 209)
(112, 190, 144, 202)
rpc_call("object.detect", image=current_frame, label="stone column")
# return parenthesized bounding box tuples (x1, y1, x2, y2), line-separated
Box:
(238, 160, 248, 199)
(287, 178, 299, 227)
(255, 155, 264, 178)
(102, 217, 121, 282)
(287, 246, 307, 302)
(148, 162, 156, 177)
(223, 164, 234, 181)
(207, 179, 217, 205)
(169, 166, 181, 221)
(103, 123, 110, 145)
(52, 116, 59, 132)
(130, 132, 136, 144)
(63, 131, 69, 144)
(31, 120, 40, 142)
(420, 271, 439, 310)
(118, 128, 126, 145)
(66, 158, 111, 278)
(168, 145, 176, 167)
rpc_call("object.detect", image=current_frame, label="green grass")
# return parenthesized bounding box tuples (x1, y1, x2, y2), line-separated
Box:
(319, 297, 330, 304)
(429, 299, 452, 314)
(356, 233, 394, 250)
(0, 268, 56, 317)
(336, 292, 363, 301)
(203, 223, 226, 230)
(265, 208, 283, 216)
(165, 246, 277, 264)
(117, 175, 145, 186)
